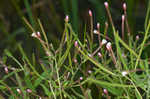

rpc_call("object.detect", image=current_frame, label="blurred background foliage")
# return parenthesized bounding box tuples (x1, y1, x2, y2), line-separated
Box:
(0, 0, 148, 56)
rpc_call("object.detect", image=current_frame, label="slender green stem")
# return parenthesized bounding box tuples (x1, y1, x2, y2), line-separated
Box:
(135, 21, 150, 69)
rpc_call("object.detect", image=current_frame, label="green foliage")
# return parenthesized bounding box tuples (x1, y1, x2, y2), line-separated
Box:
(0, 0, 150, 99)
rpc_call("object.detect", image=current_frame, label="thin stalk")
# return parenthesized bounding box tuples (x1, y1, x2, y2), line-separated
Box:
(38, 19, 50, 49)
(77, 46, 116, 76)
(91, 44, 102, 56)
(49, 81, 57, 99)
(145, 0, 150, 30)
(125, 76, 142, 99)
(135, 21, 150, 69)
(78, 81, 88, 99)
(104, 21, 109, 37)
(90, 13, 93, 44)
(122, 15, 125, 40)
(125, 11, 131, 35)
(97, 23, 101, 45)
(123, 3, 131, 35)
(104, 2, 115, 28)
(0, 81, 18, 99)
(55, 59, 62, 99)
(89, 10, 94, 49)
(110, 49, 117, 67)
(22, 17, 35, 33)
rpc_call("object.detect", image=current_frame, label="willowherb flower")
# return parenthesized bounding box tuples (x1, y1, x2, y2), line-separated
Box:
(79, 77, 83, 80)
(101, 39, 107, 45)
(97, 23, 100, 29)
(121, 71, 128, 76)
(73, 58, 77, 63)
(103, 89, 108, 94)
(88, 10, 92, 16)
(106, 42, 112, 51)
(37, 31, 41, 38)
(74, 41, 78, 47)
(122, 14, 125, 21)
(39, 97, 42, 99)
(65, 15, 69, 22)
(136, 35, 139, 40)
(4, 67, 8, 74)
(98, 52, 102, 58)
(104, 2, 109, 8)
(17, 88, 21, 94)
(26, 89, 32, 93)
(88, 70, 92, 74)
(93, 30, 98, 34)
(123, 3, 127, 11)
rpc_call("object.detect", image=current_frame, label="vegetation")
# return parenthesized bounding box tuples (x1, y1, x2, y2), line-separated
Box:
(0, 0, 150, 99)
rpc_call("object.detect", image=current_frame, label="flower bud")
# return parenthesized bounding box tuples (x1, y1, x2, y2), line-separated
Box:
(65, 15, 69, 22)
(136, 35, 139, 40)
(101, 39, 107, 45)
(106, 42, 112, 51)
(17, 88, 21, 94)
(98, 52, 102, 58)
(104, 2, 108, 8)
(79, 77, 83, 80)
(123, 3, 127, 11)
(74, 41, 78, 47)
(4, 67, 8, 74)
(97, 23, 100, 29)
(88, 10, 92, 17)
(37, 31, 41, 38)
(93, 30, 98, 34)
(26, 89, 32, 93)
(73, 58, 77, 63)
(88, 70, 92, 74)
(122, 14, 125, 21)
(103, 89, 108, 94)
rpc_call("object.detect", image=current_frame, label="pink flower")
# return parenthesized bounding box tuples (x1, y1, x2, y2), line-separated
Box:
(122, 14, 125, 21)
(103, 89, 108, 94)
(74, 41, 78, 47)
(123, 3, 127, 11)
(79, 77, 83, 80)
(65, 15, 69, 22)
(98, 52, 102, 58)
(88, 10, 92, 16)
(26, 89, 32, 93)
(16, 88, 21, 94)
(136, 35, 139, 40)
(4, 67, 8, 74)
(88, 70, 92, 74)
(104, 2, 108, 8)
(97, 23, 100, 29)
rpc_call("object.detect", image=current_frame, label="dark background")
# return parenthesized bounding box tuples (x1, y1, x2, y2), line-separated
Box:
(0, 0, 148, 56)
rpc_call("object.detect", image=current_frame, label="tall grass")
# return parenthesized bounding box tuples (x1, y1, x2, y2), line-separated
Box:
(0, 0, 150, 99)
